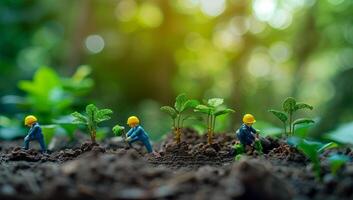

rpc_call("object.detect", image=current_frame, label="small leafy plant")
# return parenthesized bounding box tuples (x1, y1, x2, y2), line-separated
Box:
(194, 98, 235, 144)
(160, 94, 199, 144)
(112, 124, 125, 137)
(289, 137, 338, 179)
(269, 97, 314, 136)
(71, 104, 113, 143)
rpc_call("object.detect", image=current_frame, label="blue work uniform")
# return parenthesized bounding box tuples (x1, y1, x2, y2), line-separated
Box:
(24, 123, 46, 152)
(127, 125, 153, 153)
(236, 124, 257, 146)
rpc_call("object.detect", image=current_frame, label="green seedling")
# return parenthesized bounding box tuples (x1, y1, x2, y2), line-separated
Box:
(233, 143, 245, 155)
(112, 124, 125, 137)
(160, 93, 199, 144)
(71, 104, 113, 143)
(289, 137, 338, 180)
(328, 154, 350, 176)
(235, 154, 243, 161)
(194, 98, 235, 144)
(254, 139, 263, 154)
(269, 97, 314, 136)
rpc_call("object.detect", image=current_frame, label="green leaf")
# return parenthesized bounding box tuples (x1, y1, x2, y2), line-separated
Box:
(317, 142, 338, 153)
(175, 93, 188, 112)
(268, 110, 288, 123)
(112, 125, 125, 137)
(160, 106, 177, 119)
(325, 122, 353, 145)
(294, 103, 313, 111)
(71, 112, 87, 124)
(282, 97, 296, 113)
(293, 118, 315, 127)
(214, 108, 235, 117)
(181, 99, 199, 112)
(194, 104, 212, 114)
(41, 125, 57, 146)
(86, 104, 98, 120)
(207, 98, 224, 107)
(96, 109, 113, 122)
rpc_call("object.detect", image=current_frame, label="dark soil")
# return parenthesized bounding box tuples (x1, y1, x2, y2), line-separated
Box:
(0, 129, 353, 200)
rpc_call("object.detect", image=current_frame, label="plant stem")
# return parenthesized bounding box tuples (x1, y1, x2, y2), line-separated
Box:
(289, 112, 293, 135)
(176, 114, 181, 144)
(207, 114, 212, 144)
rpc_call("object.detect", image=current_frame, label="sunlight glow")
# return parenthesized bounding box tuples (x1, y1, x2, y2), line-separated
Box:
(199, 0, 226, 17)
(253, 0, 276, 21)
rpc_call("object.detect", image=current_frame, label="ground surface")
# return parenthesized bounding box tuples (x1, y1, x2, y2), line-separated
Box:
(0, 130, 353, 200)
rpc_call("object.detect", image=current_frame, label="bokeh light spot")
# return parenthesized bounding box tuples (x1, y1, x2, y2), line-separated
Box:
(269, 41, 292, 63)
(248, 50, 272, 77)
(269, 9, 292, 30)
(115, 0, 137, 22)
(199, 0, 226, 17)
(138, 3, 163, 28)
(253, 0, 276, 21)
(85, 34, 105, 54)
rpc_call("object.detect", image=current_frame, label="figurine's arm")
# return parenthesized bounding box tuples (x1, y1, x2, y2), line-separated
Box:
(250, 126, 257, 133)
(129, 127, 142, 138)
(27, 125, 39, 137)
(126, 128, 134, 137)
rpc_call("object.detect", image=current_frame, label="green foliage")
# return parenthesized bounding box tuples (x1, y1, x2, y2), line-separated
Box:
(41, 125, 57, 147)
(254, 140, 263, 154)
(325, 122, 353, 145)
(233, 143, 245, 155)
(71, 104, 113, 143)
(288, 137, 338, 179)
(1, 66, 94, 143)
(112, 124, 125, 137)
(160, 93, 199, 143)
(327, 154, 350, 176)
(269, 97, 314, 136)
(194, 98, 235, 144)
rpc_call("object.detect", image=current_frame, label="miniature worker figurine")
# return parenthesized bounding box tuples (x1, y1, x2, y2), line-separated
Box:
(125, 116, 160, 157)
(23, 115, 46, 153)
(236, 114, 259, 148)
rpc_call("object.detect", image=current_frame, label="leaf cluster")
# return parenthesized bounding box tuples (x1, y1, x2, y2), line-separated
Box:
(269, 97, 314, 136)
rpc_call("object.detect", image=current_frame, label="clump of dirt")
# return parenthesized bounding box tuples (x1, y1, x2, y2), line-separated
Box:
(267, 142, 306, 162)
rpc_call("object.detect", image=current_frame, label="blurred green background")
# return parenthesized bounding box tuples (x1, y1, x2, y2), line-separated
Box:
(0, 0, 352, 142)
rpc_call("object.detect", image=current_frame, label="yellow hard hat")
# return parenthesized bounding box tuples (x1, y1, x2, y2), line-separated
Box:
(243, 114, 256, 124)
(127, 116, 140, 125)
(24, 115, 38, 126)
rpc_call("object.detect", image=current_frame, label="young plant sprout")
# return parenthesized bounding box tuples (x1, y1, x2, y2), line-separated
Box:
(289, 137, 338, 180)
(160, 93, 199, 144)
(269, 97, 314, 136)
(194, 98, 235, 144)
(112, 124, 125, 137)
(71, 104, 113, 143)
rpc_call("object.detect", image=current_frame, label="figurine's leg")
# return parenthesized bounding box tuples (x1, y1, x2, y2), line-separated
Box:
(23, 136, 30, 150)
(142, 139, 153, 153)
(38, 137, 46, 152)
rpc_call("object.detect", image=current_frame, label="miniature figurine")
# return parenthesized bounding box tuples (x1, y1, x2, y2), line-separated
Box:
(236, 114, 262, 152)
(125, 116, 160, 157)
(23, 115, 46, 152)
